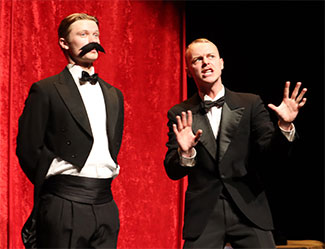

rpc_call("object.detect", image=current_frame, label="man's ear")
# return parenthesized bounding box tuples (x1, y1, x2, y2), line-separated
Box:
(59, 38, 69, 50)
(220, 58, 224, 70)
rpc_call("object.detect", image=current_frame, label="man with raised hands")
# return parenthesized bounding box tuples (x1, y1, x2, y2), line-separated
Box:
(164, 38, 307, 249)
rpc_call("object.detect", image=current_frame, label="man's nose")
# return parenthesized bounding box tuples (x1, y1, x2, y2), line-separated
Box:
(89, 35, 99, 43)
(202, 56, 209, 66)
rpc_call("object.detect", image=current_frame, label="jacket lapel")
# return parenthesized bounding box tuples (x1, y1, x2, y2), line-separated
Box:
(190, 89, 245, 163)
(192, 113, 218, 161)
(190, 94, 218, 161)
(54, 68, 92, 137)
(218, 89, 245, 162)
(98, 78, 118, 154)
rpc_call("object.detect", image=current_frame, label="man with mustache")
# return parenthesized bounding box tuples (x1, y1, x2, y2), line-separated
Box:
(16, 13, 124, 248)
(164, 38, 307, 248)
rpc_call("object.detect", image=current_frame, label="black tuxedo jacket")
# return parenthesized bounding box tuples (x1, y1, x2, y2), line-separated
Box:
(164, 88, 294, 240)
(16, 66, 124, 217)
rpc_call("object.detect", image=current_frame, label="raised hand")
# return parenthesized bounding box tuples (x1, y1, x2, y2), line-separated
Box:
(172, 110, 202, 157)
(268, 81, 307, 130)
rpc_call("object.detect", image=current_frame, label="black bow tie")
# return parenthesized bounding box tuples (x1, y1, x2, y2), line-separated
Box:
(80, 71, 98, 85)
(201, 96, 225, 113)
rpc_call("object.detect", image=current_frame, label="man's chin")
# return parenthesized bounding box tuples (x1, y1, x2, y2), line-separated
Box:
(201, 78, 218, 85)
(83, 53, 98, 60)
(79, 55, 98, 64)
(71, 58, 97, 68)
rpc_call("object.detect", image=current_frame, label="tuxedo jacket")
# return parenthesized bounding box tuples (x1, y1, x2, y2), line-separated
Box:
(16, 66, 124, 204)
(164, 88, 294, 240)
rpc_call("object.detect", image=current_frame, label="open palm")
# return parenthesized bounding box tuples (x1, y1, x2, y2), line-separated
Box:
(173, 110, 202, 156)
(268, 81, 307, 129)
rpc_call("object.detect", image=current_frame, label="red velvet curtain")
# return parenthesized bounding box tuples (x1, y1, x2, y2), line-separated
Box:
(0, 1, 186, 248)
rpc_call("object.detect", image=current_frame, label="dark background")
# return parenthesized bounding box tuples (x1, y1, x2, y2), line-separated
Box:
(185, 0, 324, 243)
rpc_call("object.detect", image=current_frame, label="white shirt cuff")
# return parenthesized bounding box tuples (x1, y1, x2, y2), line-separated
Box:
(178, 148, 197, 167)
(279, 123, 296, 142)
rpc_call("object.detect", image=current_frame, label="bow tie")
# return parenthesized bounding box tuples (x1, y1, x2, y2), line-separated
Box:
(80, 71, 98, 85)
(201, 96, 225, 113)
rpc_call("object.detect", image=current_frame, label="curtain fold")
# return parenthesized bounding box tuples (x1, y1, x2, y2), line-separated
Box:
(0, 1, 12, 248)
(0, 1, 186, 248)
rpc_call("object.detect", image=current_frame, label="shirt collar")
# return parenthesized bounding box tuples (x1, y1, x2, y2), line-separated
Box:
(67, 64, 95, 86)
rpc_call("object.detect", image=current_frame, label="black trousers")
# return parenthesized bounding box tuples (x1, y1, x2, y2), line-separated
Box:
(36, 193, 119, 248)
(183, 197, 276, 249)
(36, 175, 119, 249)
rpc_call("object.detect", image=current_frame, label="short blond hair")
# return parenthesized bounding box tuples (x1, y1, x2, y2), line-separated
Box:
(187, 38, 212, 47)
(185, 38, 213, 57)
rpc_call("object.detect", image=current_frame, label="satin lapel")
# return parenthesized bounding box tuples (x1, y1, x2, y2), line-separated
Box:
(218, 102, 244, 162)
(98, 79, 117, 149)
(54, 68, 92, 137)
(192, 109, 218, 161)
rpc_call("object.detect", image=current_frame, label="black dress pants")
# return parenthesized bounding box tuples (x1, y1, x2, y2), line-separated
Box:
(183, 197, 276, 249)
(36, 193, 119, 248)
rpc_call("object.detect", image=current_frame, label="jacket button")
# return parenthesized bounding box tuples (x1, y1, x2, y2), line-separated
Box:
(66, 140, 71, 145)
(71, 154, 76, 158)
(220, 174, 225, 179)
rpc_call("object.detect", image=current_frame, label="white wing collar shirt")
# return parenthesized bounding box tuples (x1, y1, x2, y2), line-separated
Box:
(46, 64, 120, 179)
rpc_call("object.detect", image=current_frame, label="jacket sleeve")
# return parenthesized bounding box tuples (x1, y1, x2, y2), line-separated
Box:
(250, 95, 295, 164)
(112, 88, 124, 161)
(164, 108, 190, 180)
(16, 83, 55, 184)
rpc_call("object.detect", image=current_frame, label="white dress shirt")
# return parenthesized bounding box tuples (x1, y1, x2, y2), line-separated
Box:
(180, 85, 295, 167)
(46, 64, 119, 179)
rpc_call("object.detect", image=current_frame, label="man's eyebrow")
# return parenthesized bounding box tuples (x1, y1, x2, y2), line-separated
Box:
(192, 55, 202, 60)
(77, 29, 99, 33)
(191, 56, 200, 63)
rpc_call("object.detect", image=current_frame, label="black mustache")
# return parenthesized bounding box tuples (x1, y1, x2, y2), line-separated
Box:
(79, 42, 106, 57)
